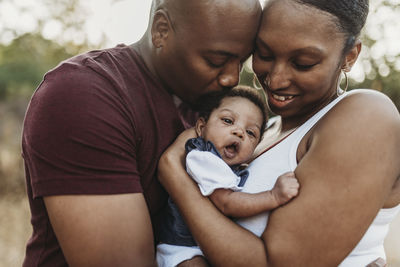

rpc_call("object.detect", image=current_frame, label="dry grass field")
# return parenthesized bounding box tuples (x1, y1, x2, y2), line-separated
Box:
(0, 197, 31, 267)
(0, 196, 399, 267)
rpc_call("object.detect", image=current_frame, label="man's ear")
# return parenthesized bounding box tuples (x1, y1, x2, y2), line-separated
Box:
(195, 117, 206, 137)
(342, 40, 362, 71)
(151, 10, 171, 48)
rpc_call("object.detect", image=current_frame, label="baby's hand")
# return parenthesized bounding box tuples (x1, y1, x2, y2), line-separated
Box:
(271, 172, 299, 206)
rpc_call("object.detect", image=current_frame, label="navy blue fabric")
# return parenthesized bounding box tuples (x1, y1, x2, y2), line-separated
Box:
(157, 137, 249, 247)
(185, 137, 222, 157)
(157, 198, 197, 246)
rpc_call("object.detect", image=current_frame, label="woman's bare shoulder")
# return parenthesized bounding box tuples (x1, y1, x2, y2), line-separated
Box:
(317, 89, 400, 135)
(344, 88, 398, 115)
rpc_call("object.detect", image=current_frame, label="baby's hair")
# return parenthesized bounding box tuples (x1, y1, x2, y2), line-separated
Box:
(195, 86, 267, 137)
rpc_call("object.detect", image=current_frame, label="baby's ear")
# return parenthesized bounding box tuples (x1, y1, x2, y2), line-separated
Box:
(195, 117, 206, 137)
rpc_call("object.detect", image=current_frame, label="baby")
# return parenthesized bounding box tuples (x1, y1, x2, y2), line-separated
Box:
(157, 86, 299, 267)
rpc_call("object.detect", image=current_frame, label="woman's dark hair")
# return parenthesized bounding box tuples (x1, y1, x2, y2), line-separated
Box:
(194, 85, 268, 138)
(294, 0, 369, 53)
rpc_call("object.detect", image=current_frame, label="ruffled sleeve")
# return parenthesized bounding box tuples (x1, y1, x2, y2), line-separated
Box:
(186, 150, 244, 196)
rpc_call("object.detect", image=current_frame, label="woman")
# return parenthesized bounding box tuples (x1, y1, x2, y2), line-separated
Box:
(158, 0, 400, 266)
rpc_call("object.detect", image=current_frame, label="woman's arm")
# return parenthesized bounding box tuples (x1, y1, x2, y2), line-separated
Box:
(209, 172, 299, 218)
(384, 176, 400, 208)
(158, 128, 269, 266)
(158, 91, 400, 266)
(263, 90, 400, 266)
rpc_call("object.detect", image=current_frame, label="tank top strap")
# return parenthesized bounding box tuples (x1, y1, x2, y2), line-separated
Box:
(288, 93, 348, 169)
(297, 93, 347, 136)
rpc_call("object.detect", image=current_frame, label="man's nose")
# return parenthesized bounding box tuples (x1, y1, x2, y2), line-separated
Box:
(218, 62, 240, 88)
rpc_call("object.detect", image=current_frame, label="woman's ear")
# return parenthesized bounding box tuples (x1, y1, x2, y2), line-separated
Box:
(195, 117, 206, 137)
(342, 40, 362, 71)
(151, 10, 171, 48)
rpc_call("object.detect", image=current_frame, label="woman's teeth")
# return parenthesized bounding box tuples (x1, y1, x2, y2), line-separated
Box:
(272, 93, 294, 101)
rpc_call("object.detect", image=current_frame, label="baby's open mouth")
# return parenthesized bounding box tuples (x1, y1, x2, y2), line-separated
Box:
(224, 142, 239, 159)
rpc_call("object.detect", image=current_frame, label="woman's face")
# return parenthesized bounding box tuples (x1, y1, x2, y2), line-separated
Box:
(253, 0, 347, 129)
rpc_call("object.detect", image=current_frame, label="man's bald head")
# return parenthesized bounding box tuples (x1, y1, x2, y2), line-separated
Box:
(136, 0, 261, 104)
(149, 0, 261, 33)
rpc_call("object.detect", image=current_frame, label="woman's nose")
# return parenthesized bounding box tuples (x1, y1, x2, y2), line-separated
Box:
(268, 62, 291, 90)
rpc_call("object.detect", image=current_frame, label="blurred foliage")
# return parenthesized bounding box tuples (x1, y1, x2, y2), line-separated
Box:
(0, 0, 102, 99)
(0, 0, 101, 197)
(0, 33, 75, 99)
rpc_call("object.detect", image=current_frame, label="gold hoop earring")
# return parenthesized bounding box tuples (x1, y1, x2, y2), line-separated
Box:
(337, 70, 349, 96)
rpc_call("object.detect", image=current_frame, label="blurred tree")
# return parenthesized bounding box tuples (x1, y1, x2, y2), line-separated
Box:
(0, 33, 75, 99)
(355, 0, 400, 110)
(0, 0, 104, 99)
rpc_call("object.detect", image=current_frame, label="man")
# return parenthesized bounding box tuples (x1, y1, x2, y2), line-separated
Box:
(22, 0, 261, 266)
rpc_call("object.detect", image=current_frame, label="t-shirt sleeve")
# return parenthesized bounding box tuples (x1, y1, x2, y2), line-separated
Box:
(185, 150, 243, 196)
(22, 63, 142, 198)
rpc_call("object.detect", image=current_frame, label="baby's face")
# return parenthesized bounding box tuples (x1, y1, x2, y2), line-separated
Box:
(198, 96, 263, 166)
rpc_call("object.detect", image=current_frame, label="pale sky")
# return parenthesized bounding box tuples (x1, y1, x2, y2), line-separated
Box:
(83, 0, 153, 46)
(83, 0, 265, 46)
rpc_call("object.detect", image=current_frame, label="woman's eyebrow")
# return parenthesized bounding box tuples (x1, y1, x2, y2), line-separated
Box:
(292, 47, 324, 56)
(256, 37, 324, 56)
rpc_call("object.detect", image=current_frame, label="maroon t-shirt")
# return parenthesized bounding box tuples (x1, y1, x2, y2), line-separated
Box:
(22, 44, 185, 266)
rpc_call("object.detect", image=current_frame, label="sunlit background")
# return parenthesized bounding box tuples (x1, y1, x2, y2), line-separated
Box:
(0, 0, 399, 266)
(2, 0, 400, 82)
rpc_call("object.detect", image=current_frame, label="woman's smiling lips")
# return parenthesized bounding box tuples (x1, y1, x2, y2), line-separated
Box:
(268, 91, 297, 108)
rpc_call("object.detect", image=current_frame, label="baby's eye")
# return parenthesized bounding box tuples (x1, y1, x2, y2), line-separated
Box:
(222, 118, 233, 124)
(246, 130, 256, 137)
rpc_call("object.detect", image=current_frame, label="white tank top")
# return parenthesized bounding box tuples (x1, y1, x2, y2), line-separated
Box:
(235, 92, 400, 266)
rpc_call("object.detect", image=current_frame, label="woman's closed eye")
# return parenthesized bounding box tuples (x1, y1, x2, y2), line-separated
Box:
(293, 61, 318, 71)
(255, 50, 274, 62)
(292, 55, 320, 71)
